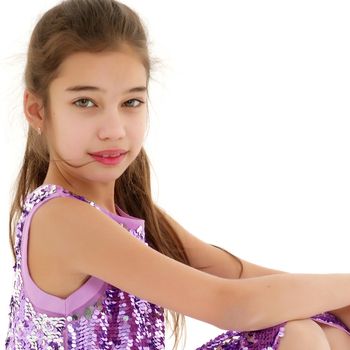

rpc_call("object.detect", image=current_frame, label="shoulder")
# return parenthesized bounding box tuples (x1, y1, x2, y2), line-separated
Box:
(33, 194, 94, 217)
(30, 195, 123, 270)
(32, 195, 100, 233)
(31, 197, 234, 328)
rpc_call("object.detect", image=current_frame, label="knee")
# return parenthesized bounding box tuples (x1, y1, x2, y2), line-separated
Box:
(279, 319, 330, 350)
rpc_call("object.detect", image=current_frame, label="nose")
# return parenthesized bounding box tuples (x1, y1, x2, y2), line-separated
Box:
(98, 111, 126, 140)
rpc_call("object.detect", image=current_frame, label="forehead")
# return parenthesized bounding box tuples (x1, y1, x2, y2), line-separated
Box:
(52, 50, 147, 92)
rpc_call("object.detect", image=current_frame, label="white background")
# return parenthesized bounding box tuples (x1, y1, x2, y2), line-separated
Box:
(1, 1, 350, 348)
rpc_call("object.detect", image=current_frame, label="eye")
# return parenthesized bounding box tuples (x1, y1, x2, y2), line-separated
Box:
(73, 98, 145, 109)
(73, 98, 96, 109)
(123, 99, 145, 108)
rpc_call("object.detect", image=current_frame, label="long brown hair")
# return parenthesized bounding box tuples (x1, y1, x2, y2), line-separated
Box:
(8, 1, 243, 348)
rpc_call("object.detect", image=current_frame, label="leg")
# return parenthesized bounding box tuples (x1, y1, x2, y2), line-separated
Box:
(319, 323, 350, 350)
(279, 319, 330, 350)
(196, 316, 350, 349)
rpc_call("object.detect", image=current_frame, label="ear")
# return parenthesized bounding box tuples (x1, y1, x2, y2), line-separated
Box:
(23, 89, 45, 132)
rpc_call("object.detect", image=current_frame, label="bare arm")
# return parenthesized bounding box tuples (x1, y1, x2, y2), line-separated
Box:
(158, 207, 350, 328)
(220, 272, 350, 331)
(211, 245, 350, 328)
(40, 198, 350, 332)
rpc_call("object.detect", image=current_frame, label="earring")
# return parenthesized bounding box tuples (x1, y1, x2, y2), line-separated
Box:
(37, 127, 41, 135)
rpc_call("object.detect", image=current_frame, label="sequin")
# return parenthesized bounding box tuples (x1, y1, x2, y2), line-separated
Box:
(195, 312, 350, 349)
(195, 324, 286, 350)
(5, 184, 350, 349)
(194, 312, 350, 350)
(5, 184, 165, 349)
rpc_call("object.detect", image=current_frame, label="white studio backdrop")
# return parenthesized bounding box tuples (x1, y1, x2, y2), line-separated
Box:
(1, 1, 349, 348)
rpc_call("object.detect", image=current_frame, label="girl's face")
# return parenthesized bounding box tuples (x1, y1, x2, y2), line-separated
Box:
(44, 48, 148, 186)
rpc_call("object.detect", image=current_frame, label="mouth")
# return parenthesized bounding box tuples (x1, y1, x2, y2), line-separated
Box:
(92, 154, 123, 158)
(89, 152, 127, 165)
(88, 151, 127, 158)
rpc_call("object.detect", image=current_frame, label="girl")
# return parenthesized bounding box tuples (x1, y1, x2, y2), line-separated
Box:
(4, 0, 350, 349)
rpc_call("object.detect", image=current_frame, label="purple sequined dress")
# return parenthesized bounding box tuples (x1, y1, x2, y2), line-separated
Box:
(5, 184, 165, 349)
(5, 184, 350, 349)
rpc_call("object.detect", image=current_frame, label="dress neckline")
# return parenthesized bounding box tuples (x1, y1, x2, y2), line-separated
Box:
(39, 183, 144, 223)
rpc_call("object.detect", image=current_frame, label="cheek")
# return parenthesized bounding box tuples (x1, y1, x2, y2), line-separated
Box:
(128, 119, 147, 146)
(51, 118, 90, 155)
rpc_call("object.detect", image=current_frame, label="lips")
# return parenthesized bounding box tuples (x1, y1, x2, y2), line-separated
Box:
(89, 149, 127, 157)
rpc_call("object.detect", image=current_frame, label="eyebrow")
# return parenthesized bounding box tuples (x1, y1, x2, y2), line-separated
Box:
(65, 85, 147, 94)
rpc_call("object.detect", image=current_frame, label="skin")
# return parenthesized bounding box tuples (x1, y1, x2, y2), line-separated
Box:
(23, 45, 350, 346)
(24, 45, 149, 214)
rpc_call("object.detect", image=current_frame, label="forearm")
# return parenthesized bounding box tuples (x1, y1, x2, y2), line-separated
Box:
(251, 270, 350, 327)
(220, 273, 350, 332)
